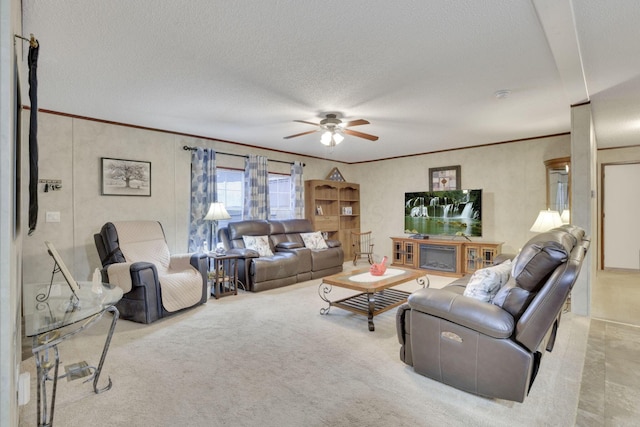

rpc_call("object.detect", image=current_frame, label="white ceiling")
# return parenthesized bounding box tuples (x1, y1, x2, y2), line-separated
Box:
(20, 0, 640, 163)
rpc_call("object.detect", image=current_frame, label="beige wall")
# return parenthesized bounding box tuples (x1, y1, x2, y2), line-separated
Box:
(353, 135, 571, 258)
(2, 0, 24, 424)
(21, 111, 345, 286)
(22, 112, 573, 288)
(0, 0, 29, 426)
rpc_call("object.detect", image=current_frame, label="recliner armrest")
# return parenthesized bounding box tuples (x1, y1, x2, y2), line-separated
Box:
(326, 239, 341, 248)
(408, 288, 515, 339)
(227, 248, 260, 258)
(276, 242, 303, 250)
(106, 261, 157, 293)
(170, 253, 198, 270)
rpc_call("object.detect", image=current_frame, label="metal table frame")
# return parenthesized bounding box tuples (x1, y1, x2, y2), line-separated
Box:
(24, 282, 122, 427)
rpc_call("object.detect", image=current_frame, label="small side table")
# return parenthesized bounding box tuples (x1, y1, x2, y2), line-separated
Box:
(207, 253, 241, 298)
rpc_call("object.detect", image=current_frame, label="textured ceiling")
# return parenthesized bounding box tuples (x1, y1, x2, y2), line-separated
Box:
(20, 0, 640, 163)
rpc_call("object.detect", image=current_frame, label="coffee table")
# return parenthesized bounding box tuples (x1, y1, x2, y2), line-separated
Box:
(319, 267, 428, 331)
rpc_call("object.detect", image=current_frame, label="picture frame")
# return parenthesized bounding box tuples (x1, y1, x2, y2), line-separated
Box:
(44, 241, 80, 294)
(101, 157, 151, 196)
(342, 206, 352, 215)
(429, 165, 461, 191)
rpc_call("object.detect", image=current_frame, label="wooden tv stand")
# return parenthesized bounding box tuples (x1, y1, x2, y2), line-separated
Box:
(390, 236, 502, 277)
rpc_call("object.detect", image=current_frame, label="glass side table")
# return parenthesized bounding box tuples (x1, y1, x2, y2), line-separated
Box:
(206, 253, 242, 298)
(23, 281, 123, 427)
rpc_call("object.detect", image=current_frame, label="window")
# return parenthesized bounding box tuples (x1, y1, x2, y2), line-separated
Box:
(215, 169, 293, 224)
(216, 169, 243, 229)
(268, 173, 292, 219)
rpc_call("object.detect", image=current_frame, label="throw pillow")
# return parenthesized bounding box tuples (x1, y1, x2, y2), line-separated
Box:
(463, 260, 512, 303)
(300, 231, 329, 250)
(242, 235, 274, 257)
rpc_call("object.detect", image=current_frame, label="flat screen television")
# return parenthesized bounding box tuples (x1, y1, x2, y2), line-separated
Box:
(404, 189, 482, 237)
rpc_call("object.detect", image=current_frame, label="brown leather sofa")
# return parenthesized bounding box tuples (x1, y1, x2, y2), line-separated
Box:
(396, 225, 590, 402)
(218, 219, 344, 292)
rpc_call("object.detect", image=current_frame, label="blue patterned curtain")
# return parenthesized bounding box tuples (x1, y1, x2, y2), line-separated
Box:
(244, 155, 270, 220)
(189, 148, 217, 251)
(290, 161, 304, 219)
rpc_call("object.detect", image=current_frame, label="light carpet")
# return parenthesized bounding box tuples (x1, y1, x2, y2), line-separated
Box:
(19, 272, 589, 426)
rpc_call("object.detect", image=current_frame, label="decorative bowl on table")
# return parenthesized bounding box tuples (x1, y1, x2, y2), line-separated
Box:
(370, 256, 388, 276)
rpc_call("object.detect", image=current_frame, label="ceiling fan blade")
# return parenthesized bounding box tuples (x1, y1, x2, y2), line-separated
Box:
(293, 120, 319, 126)
(344, 119, 370, 127)
(344, 128, 379, 141)
(283, 130, 318, 139)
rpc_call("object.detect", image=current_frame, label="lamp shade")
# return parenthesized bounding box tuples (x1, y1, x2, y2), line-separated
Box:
(203, 202, 231, 221)
(560, 209, 570, 224)
(530, 209, 563, 233)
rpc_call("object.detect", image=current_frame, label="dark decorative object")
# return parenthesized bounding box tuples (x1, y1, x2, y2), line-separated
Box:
(28, 37, 40, 235)
(429, 165, 461, 191)
(101, 158, 151, 196)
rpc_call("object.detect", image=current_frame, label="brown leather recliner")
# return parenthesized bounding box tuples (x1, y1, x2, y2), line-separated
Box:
(396, 225, 590, 402)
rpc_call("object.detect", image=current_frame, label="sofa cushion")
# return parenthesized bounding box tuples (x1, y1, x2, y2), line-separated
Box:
(463, 260, 512, 303)
(242, 235, 274, 257)
(492, 277, 532, 318)
(228, 220, 270, 241)
(300, 231, 328, 250)
(511, 229, 573, 292)
(250, 253, 298, 282)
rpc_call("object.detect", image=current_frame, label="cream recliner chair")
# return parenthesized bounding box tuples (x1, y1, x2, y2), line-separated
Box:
(94, 221, 208, 323)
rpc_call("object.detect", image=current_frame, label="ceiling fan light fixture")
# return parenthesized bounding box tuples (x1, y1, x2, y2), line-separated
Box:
(284, 113, 378, 145)
(320, 131, 333, 146)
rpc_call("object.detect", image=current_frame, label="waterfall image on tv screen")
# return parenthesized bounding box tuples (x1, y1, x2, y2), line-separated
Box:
(404, 189, 482, 237)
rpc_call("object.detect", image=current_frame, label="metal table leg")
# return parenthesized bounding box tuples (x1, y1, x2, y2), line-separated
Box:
(90, 305, 119, 393)
(34, 333, 60, 427)
(366, 292, 375, 331)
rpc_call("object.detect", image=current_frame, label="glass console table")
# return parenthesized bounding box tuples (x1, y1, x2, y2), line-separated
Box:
(23, 281, 123, 427)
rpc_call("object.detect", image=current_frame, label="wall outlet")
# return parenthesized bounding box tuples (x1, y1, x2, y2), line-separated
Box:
(45, 211, 61, 222)
(18, 372, 30, 406)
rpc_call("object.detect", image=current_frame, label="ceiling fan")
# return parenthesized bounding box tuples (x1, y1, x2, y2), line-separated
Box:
(284, 113, 379, 147)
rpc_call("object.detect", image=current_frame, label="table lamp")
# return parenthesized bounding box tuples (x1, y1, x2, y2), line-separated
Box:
(204, 202, 231, 249)
(530, 209, 563, 233)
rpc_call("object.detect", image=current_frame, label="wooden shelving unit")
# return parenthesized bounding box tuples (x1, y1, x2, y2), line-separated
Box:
(305, 180, 360, 260)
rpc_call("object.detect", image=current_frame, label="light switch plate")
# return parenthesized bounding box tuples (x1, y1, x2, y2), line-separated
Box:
(45, 211, 61, 222)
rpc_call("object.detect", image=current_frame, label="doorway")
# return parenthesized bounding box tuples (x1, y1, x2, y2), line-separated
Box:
(602, 162, 640, 270)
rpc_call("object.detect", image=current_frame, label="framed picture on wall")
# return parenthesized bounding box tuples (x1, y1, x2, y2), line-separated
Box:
(429, 165, 461, 191)
(101, 157, 151, 196)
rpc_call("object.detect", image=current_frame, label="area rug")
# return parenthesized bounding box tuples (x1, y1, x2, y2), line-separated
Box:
(19, 273, 589, 426)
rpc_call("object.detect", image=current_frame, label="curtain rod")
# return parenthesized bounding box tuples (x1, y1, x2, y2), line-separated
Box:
(14, 33, 39, 48)
(182, 146, 304, 167)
